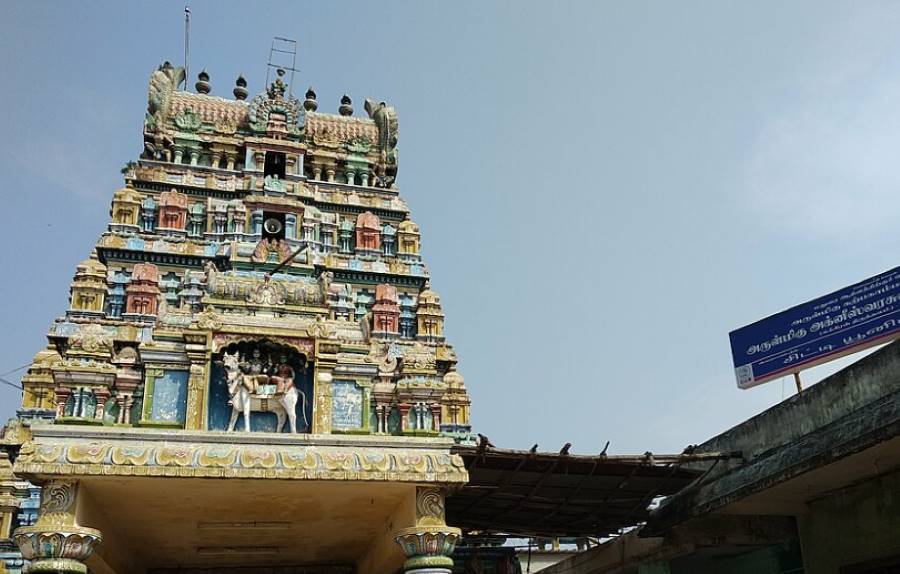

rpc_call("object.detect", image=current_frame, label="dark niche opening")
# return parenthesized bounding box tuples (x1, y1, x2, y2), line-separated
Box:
(264, 151, 286, 179)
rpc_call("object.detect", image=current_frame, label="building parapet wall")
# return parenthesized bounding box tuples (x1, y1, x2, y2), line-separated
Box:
(648, 340, 900, 533)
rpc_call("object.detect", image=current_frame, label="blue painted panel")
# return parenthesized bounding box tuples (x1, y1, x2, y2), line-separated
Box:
(730, 265, 900, 388)
(332, 380, 363, 430)
(126, 237, 144, 250)
(150, 370, 188, 424)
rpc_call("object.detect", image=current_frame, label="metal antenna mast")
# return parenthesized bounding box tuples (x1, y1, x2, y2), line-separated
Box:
(266, 37, 300, 98)
(184, 6, 191, 90)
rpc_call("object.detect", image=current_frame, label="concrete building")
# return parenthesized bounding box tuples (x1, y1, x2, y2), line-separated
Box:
(542, 340, 900, 574)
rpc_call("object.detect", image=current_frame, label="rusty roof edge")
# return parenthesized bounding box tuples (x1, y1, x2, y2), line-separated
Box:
(452, 444, 739, 468)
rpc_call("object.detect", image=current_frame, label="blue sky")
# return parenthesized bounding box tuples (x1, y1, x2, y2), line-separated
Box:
(3, 1, 900, 454)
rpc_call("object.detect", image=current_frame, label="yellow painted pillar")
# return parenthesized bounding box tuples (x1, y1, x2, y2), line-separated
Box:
(184, 331, 211, 430)
(313, 342, 338, 434)
(13, 480, 102, 574)
(394, 487, 461, 574)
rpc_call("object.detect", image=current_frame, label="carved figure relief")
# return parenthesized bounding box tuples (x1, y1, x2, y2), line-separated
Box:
(217, 341, 311, 434)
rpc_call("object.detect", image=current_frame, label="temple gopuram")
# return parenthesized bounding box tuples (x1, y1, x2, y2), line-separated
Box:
(0, 55, 702, 574)
(3, 60, 473, 574)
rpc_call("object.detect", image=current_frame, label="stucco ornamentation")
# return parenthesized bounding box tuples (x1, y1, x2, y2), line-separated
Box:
(16, 439, 467, 483)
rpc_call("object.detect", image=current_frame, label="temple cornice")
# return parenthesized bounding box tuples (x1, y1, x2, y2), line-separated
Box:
(14, 425, 468, 484)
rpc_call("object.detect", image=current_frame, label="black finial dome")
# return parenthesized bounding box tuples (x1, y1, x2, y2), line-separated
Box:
(195, 69, 210, 94)
(339, 94, 353, 116)
(233, 74, 248, 100)
(304, 87, 318, 112)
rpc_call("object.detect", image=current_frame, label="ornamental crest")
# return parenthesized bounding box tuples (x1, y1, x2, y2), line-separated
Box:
(69, 324, 114, 355)
(251, 238, 292, 263)
(306, 316, 335, 339)
(402, 342, 436, 373)
(248, 94, 305, 134)
(247, 280, 286, 306)
(346, 136, 373, 154)
(214, 117, 237, 135)
(195, 307, 222, 331)
(174, 109, 202, 132)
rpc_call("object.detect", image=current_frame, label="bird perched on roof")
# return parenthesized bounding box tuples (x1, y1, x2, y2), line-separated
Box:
(477, 433, 495, 449)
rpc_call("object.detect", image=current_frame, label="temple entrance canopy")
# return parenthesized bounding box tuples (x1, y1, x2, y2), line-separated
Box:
(14, 425, 468, 574)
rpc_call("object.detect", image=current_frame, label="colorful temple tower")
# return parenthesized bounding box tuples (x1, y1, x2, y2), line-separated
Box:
(2, 61, 473, 574)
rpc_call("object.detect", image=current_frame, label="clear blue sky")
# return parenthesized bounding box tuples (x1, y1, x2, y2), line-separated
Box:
(2, 1, 899, 455)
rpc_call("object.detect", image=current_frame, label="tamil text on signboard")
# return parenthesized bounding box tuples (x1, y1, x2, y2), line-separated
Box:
(729, 266, 900, 389)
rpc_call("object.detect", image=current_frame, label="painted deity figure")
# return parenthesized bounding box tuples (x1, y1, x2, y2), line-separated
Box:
(269, 356, 295, 394)
(222, 350, 308, 433)
(240, 349, 270, 393)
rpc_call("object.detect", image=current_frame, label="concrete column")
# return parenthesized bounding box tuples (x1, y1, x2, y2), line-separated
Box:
(14, 480, 102, 574)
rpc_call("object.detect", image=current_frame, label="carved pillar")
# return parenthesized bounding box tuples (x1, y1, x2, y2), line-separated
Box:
(398, 403, 411, 432)
(124, 394, 135, 424)
(225, 154, 236, 171)
(71, 388, 84, 418)
(14, 480, 102, 574)
(430, 404, 441, 431)
(325, 167, 336, 182)
(184, 331, 210, 431)
(54, 387, 71, 418)
(313, 359, 335, 434)
(253, 151, 266, 172)
(93, 388, 110, 421)
(374, 404, 384, 433)
(395, 487, 460, 574)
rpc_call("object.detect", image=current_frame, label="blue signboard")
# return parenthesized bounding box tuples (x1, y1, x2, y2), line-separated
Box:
(730, 266, 900, 388)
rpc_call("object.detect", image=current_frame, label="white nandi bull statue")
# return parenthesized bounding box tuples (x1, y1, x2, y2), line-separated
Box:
(222, 350, 309, 433)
